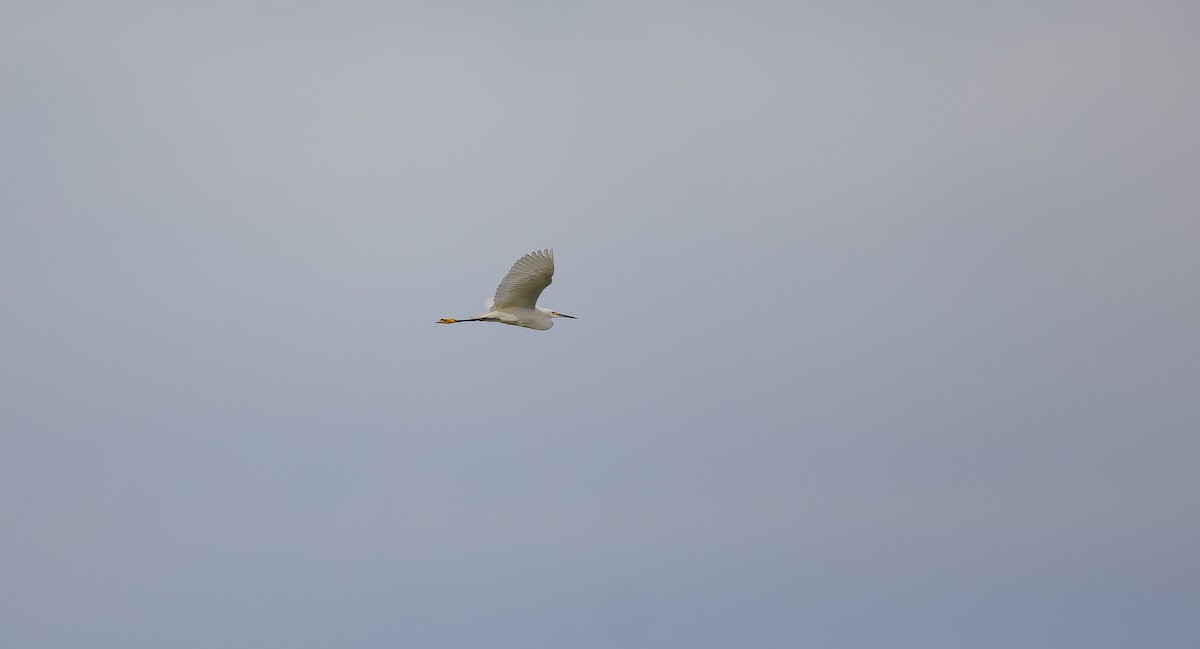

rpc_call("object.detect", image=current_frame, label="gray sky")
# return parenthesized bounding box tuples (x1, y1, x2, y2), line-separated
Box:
(3, 2, 1198, 647)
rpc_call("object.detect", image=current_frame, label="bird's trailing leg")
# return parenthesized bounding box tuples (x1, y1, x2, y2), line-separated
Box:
(437, 317, 486, 324)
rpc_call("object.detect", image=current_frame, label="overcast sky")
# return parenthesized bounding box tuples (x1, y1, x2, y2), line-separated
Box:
(3, 2, 1198, 647)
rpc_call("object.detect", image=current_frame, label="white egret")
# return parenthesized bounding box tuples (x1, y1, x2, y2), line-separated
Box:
(437, 248, 576, 330)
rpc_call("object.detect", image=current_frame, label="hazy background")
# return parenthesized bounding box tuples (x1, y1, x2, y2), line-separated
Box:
(3, 2, 1198, 647)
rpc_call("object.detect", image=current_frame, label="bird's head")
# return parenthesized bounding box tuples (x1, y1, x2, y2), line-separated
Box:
(538, 307, 576, 319)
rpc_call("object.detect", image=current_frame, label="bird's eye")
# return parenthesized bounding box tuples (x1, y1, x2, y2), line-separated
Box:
(551, 312, 559, 316)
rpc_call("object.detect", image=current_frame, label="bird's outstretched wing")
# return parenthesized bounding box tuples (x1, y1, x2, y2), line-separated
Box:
(492, 249, 554, 310)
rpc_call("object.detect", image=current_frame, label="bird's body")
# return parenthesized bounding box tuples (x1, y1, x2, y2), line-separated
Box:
(437, 248, 575, 330)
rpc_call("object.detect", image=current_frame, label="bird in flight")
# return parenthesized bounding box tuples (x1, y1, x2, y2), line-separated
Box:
(437, 248, 576, 330)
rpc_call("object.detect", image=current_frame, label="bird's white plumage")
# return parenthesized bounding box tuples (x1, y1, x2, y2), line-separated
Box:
(492, 248, 554, 310)
(437, 248, 574, 331)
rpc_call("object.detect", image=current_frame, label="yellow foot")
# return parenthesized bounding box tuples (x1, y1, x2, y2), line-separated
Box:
(437, 318, 457, 324)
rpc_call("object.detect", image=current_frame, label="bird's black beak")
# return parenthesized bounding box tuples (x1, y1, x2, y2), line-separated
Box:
(558, 313, 577, 319)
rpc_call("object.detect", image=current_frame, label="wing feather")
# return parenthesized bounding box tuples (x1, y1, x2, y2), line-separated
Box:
(491, 249, 554, 310)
